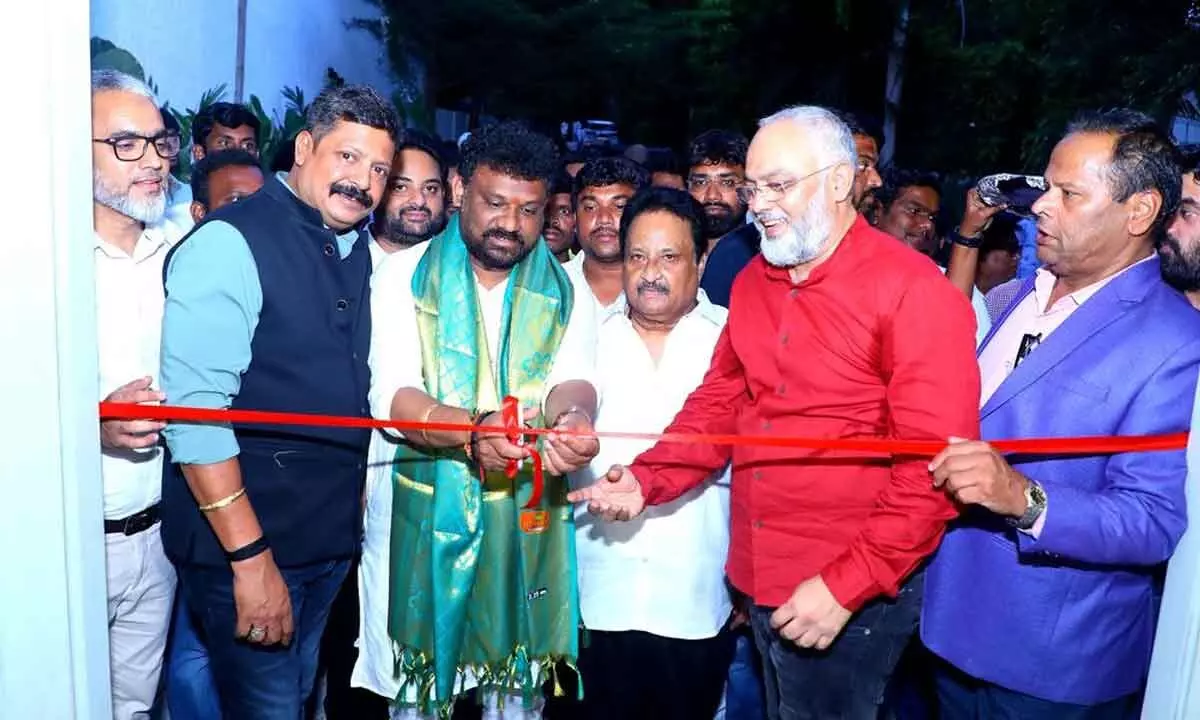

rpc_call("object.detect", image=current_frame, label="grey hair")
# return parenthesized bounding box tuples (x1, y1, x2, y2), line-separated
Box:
(91, 69, 156, 100)
(758, 105, 857, 168)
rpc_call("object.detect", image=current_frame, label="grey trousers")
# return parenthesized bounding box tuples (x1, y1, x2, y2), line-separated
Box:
(106, 522, 176, 720)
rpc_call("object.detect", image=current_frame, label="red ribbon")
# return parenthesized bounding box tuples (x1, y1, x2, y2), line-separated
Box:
(100, 400, 1191, 512)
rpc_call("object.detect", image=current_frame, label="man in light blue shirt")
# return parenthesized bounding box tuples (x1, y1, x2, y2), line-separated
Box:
(159, 85, 398, 719)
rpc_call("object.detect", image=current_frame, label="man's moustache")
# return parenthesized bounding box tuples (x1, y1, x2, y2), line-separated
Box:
(330, 183, 371, 208)
(484, 229, 521, 243)
(637, 281, 669, 294)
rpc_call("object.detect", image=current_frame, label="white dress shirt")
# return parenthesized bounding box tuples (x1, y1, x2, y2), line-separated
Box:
(564, 252, 626, 328)
(571, 291, 733, 640)
(353, 241, 598, 703)
(95, 221, 182, 519)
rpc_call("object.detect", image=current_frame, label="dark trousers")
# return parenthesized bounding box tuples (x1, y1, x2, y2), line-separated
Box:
(574, 628, 735, 720)
(317, 558, 388, 719)
(748, 573, 922, 720)
(933, 659, 1140, 720)
(165, 593, 222, 719)
(178, 558, 350, 720)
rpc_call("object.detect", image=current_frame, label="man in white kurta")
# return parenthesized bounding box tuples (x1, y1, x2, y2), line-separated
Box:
(569, 185, 734, 720)
(353, 122, 600, 719)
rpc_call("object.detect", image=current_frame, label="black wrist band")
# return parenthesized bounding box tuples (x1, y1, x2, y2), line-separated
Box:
(950, 227, 983, 249)
(468, 410, 493, 463)
(225, 536, 269, 563)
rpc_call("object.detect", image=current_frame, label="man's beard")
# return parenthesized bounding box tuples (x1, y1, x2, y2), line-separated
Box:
(755, 184, 832, 267)
(464, 226, 534, 271)
(384, 205, 447, 247)
(1159, 233, 1200, 292)
(94, 169, 167, 224)
(702, 203, 746, 240)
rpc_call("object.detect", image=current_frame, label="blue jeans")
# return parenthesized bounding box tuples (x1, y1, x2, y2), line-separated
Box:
(724, 627, 766, 719)
(178, 558, 351, 720)
(165, 594, 221, 719)
(934, 659, 1139, 720)
(749, 573, 922, 720)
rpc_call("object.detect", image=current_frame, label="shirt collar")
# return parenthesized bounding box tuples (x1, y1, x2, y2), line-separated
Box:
(272, 171, 363, 245)
(759, 214, 869, 285)
(93, 221, 173, 261)
(1032, 253, 1156, 312)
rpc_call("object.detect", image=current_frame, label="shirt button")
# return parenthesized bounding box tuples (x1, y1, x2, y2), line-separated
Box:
(753, 470, 762, 480)
(780, 333, 789, 345)
(762, 420, 771, 430)
(336, 299, 349, 311)
(753, 520, 764, 530)
(324, 243, 336, 257)
(789, 288, 799, 299)
(777, 383, 786, 395)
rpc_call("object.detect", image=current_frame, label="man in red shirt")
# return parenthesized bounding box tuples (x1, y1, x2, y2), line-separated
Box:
(568, 105, 980, 720)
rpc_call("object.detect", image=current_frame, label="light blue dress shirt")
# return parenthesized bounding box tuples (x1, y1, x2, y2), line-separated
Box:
(160, 173, 359, 465)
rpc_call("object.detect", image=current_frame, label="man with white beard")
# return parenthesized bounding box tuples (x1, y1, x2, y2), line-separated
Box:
(91, 69, 184, 719)
(569, 105, 980, 720)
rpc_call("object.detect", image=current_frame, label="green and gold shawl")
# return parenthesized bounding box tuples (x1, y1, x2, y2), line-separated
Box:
(387, 216, 579, 715)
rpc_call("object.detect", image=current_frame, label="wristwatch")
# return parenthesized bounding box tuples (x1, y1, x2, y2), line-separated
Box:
(1009, 480, 1047, 530)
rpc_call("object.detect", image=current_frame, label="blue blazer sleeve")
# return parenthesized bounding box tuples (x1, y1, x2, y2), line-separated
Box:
(1018, 339, 1200, 565)
(160, 220, 262, 465)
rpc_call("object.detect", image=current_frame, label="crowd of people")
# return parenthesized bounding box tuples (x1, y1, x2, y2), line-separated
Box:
(90, 63, 1200, 720)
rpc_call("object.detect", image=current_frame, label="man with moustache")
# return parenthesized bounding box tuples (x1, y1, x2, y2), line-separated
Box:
(569, 105, 980, 720)
(544, 168, 578, 262)
(368, 129, 448, 263)
(160, 85, 399, 718)
(571, 186, 734, 720)
(91, 69, 183, 720)
(355, 121, 600, 718)
(922, 110, 1200, 718)
(565, 156, 650, 322)
(1157, 149, 1200, 308)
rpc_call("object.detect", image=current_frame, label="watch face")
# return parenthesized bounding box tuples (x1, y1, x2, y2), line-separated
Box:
(1029, 483, 1047, 505)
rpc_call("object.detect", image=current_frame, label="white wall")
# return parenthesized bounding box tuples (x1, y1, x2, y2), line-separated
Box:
(91, 0, 399, 117)
(0, 0, 113, 718)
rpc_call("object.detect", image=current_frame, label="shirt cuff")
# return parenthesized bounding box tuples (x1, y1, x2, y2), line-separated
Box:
(819, 554, 878, 613)
(163, 422, 240, 465)
(1017, 505, 1047, 539)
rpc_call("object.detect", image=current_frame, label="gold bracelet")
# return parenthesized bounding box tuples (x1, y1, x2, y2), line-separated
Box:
(199, 487, 247, 513)
(417, 402, 438, 444)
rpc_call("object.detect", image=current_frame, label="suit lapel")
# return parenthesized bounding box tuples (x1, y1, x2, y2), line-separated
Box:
(980, 259, 1159, 419)
(977, 276, 1036, 357)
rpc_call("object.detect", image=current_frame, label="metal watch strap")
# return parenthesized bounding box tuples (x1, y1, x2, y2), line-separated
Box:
(1010, 481, 1047, 530)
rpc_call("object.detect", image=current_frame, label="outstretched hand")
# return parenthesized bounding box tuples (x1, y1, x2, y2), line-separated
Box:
(566, 464, 646, 521)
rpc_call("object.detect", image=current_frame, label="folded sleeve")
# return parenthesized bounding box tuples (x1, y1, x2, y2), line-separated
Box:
(160, 221, 261, 465)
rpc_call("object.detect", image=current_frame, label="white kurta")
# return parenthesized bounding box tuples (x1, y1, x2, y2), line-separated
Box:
(571, 291, 732, 640)
(1141, 379, 1200, 719)
(352, 242, 598, 716)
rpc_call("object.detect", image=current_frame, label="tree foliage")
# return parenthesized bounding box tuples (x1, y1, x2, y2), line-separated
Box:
(368, 0, 1200, 173)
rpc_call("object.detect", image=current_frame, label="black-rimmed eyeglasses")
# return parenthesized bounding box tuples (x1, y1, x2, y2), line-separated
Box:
(92, 133, 181, 162)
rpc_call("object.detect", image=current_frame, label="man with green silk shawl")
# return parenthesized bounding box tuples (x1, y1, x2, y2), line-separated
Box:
(352, 121, 601, 719)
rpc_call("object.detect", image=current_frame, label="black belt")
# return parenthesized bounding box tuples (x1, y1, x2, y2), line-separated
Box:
(104, 503, 161, 536)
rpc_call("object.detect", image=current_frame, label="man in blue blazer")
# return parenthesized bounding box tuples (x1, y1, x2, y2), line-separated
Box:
(921, 109, 1200, 719)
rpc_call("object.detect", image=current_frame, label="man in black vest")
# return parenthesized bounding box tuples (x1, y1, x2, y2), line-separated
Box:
(160, 85, 398, 719)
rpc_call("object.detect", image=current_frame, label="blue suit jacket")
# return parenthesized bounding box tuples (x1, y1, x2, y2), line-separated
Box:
(922, 257, 1200, 705)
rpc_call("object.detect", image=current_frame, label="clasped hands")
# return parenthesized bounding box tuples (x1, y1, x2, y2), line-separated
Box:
(473, 406, 599, 476)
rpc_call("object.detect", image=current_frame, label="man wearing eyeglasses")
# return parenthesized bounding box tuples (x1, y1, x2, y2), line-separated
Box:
(698, 116, 885, 309)
(91, 69, 185, 720)
(570, 105, 980, 720)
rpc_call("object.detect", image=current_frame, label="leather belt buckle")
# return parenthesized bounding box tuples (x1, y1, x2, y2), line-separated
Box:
(105, 503, 161, 536)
